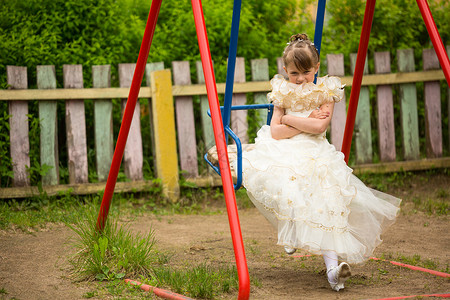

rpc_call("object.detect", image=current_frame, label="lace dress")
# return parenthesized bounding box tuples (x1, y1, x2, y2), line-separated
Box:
(241, 75, 401, 264)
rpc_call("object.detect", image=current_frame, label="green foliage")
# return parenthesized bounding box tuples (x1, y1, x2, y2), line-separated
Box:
(149, 0, 302, 81)
(322, 0, 449, 71)
(0, 0, 147, 87)
(0, 104, 13, 187)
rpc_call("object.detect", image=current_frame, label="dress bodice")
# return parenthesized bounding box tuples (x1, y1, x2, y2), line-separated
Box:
(268, 74, 345, 112)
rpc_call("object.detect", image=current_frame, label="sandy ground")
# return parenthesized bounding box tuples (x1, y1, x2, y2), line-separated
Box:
(0, 173, 449, 299)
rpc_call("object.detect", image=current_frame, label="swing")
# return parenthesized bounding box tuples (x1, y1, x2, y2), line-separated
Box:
(95, 0, 449, 298)
(204, 0, 328, 190)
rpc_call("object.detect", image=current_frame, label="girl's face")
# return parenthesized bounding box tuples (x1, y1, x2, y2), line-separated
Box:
(284, 62, 320, 85)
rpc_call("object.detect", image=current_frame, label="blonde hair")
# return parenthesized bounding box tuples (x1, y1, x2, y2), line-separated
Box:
(282, 33, 319, 72)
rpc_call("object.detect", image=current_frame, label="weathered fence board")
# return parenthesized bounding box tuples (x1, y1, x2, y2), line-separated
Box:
(276, 57, 288, 78)
(327, 54, 346, 151)
(150, 69, 179, 200)
(92, 65, 113, 182)
(37, 65, 59, 185)
(7, 66, 30, 187)
(63, 65, 88, 184)
(375, 51, 396, 162)
(251, 58, 270, 128)
(397, 49, 420, 160)
(118, 63, 144, 180)
(350, 54, 372, 164)
(145, 62, 165, 174)
(196, 61, 215, 154)
(423, 49, 443, 158)
(172, 61, 198, 177)
(231, 57, 248, 144)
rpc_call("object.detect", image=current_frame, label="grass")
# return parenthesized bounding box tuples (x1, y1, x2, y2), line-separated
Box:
(67, 204, 158, 282)
(380, 252, 449, 273)
(66, 202, 240, 299)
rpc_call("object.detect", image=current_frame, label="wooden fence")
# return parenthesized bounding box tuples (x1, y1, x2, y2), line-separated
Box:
(0, 47, 449, 199)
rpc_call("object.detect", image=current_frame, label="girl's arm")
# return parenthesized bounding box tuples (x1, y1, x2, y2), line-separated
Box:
(270, 106, 302, 140)
(281, 102, 334, 134)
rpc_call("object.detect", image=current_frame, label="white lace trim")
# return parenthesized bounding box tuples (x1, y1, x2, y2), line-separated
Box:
(268, 74, 345, 112)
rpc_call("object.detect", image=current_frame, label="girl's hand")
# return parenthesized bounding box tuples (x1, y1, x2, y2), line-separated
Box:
(308, 108, 330, 119)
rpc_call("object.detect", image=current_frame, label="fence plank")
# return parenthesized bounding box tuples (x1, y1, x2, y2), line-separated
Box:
(397, 49, 420, 160)
(145, 62, 164, 175)
(374, 52, 396, 162)
(150, 69, 179, 200)
(350, 54, 372, 164)
(276, 57, 288, 78)
(118, 63, 144, 180)
(63, 65, 88, 184)
(326, 54, 346, 151)
(251, 59, 269, 128)
(423, 48, 443, 158)
(7, 66, 30, 187)
(172, 61, 198, 177)
(196, 61, 215, 174)
(37, 65, 59, 185)
(231, 57, 248, 144)
(92, 65, 113, 182)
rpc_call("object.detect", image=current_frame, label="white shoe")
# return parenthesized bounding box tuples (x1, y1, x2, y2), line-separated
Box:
(284, 246, 296, 255)
(327, 262, 351, 291)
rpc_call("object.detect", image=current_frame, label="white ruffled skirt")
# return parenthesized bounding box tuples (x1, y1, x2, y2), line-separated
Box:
(241, 125, 401, 264)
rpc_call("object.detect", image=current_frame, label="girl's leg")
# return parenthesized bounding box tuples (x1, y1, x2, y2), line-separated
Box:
(322, 251, 351, 291)
(322, 251, 339, 282)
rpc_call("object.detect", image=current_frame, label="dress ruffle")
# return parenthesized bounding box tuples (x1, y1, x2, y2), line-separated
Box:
(268, 74, 345, 112)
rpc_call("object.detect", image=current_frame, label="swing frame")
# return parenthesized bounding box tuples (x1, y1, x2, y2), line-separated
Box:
(94, 0, 449, 299)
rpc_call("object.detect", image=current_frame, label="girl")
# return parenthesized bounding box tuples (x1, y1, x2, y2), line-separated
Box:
(240, 34, 401, 291)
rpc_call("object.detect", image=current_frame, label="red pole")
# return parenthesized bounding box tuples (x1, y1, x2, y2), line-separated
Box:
(341, 0, 376, 163)
(416, 0, 450, 85)
(125, 279, 194, 300)
(191, 1, 250, 299)
(96, 0, 163, 231)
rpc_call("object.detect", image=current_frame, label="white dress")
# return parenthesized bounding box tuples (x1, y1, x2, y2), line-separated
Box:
(241, 75, 401, 264)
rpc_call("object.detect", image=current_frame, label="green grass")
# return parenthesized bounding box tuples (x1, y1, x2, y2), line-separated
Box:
(0, 191, 88, 231)
(149, 263, 239, 299)
(0, 185, 232, 232)
(380, 252, 448, 273)
(66, 202, 240, 299)
(67, 204, 158, 282)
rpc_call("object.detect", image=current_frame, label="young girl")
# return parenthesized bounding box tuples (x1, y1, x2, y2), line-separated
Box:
(240, 34, 401, 291)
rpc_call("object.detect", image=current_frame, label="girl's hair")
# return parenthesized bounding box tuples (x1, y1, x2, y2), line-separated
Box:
(282, 33, 319, 72)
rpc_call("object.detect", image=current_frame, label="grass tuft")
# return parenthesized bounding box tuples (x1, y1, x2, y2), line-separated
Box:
(149, 263, 239, 299)
(67, 204, 157, 282)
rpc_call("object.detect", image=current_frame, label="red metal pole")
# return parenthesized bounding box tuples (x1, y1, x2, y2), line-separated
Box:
(125, 279, 194, 300)
(416, 0, 450, 85)
(191, 1, 250, 299)
(96, 0, 163, 231)
(341, 0, 376, 163)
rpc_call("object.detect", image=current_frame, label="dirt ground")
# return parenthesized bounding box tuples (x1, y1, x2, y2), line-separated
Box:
(0, 172, 449, 300)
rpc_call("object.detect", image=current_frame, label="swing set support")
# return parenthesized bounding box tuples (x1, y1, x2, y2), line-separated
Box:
(96, 0, 249, 298)
(341, 0, 450, 163)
